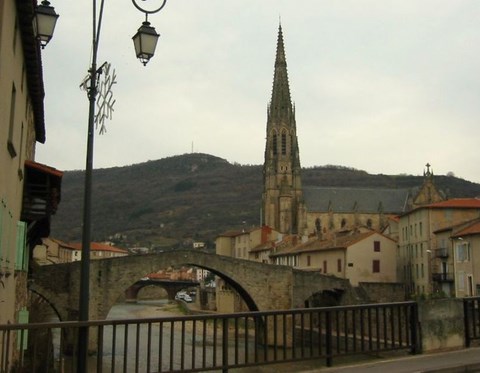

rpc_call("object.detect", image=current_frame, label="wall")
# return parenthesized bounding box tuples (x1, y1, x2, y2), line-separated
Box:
(358, 282, 405, 303)
(419, 298, 465, 352)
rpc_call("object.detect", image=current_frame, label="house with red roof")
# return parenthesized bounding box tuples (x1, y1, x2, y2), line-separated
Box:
(270, 231, 398, 286)
(433, 218, 480, 298)
(34, 238, 128, 264)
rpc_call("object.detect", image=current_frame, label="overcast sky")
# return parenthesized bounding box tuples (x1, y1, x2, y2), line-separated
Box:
(36, 1, 480, 183)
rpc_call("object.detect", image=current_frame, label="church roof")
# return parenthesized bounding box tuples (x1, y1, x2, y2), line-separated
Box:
(303, 186, 411, 214)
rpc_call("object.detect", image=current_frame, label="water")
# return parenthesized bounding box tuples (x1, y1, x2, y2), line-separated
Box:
(56, 300, 256, 372)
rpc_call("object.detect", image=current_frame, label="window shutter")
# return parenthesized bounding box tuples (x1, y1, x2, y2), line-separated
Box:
(17, 308, 29, 351)
(15, 221, 27, 271)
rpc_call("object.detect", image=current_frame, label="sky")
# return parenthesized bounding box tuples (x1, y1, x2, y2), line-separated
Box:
(36, 1, 480, 183)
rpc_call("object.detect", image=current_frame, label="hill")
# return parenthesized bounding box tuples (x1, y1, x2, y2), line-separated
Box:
(50, 153, 480, 249)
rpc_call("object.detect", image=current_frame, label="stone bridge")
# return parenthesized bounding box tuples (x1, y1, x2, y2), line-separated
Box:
(124, 279, 200, 303)
(30, 249, 355, 321)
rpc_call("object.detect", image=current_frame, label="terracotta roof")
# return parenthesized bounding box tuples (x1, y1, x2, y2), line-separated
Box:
(426, 198, 480, 209)
(250, 242, 275, 253)
(453, 220, 480, 238)
(217, 230, 244, 238)
(271, 231, 393, 257)
(25, 159, 63, 178)
(70, 242, 128, 254)
(49, 238, 77, 250)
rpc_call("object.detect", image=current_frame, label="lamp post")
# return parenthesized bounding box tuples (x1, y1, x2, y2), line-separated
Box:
(78, 1, 168, 370)
(35, 0, 167, 371)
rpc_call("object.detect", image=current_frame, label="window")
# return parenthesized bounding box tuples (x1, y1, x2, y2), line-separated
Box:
(341, 218, 346, 228)
(367, 219, 372, 229)
(323, 260, 327, 274)
(456, 242, 470, 262)
(337, 259, 342, 272)
(8, 84, 17, 157)
(272, 133, 277, 155)
(281, 131, 287, 155)
(307, 255, 311, 266)
(372, 260, 380, 273)
(419, 222, 423, 237)
(373, 241, 380, 252)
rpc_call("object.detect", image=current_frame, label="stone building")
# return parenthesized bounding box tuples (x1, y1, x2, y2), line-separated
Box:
(0, 0, 61, 367)
(398, 198, 480, 297)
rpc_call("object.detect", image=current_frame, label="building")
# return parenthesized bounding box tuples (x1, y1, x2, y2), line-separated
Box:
(1, 0, 61, 366)
(271, 231, 397, 286)
(398, 198, 480, 297)
(216, 226, 281, 261)
(33, 238, 128, 264)
(69, 242, 129, 260)
(433, 218, 480, 297)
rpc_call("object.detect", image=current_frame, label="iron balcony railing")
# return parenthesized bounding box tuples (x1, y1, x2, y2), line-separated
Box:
(435, 248, 449, 258)
(432, 272, 454, 282)
(0, 301, 418, 373)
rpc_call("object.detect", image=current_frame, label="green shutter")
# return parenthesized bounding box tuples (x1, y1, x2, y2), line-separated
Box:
(0, 199, 4, 264)
(15, 221, 27, 271)
(17, 308, 29, 350)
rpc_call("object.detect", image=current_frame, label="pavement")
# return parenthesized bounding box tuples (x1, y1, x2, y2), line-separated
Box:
(231, 347, 480, 373)
(316, 347, 480, 373)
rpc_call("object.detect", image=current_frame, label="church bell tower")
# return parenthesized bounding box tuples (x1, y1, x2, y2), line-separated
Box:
(262, 25, 306, 235)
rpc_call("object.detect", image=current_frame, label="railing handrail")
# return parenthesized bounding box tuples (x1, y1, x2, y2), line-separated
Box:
(0, 301, 418, 331)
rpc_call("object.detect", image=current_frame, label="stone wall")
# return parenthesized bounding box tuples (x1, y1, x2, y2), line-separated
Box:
(358, 282, 405, 303)
(419, 298, 465, 352)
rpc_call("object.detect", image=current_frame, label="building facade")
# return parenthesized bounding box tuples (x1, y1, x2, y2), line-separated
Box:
(0, 0, 61, 367)
(271, 231, 398, 286)
(398, 198, 480, 297)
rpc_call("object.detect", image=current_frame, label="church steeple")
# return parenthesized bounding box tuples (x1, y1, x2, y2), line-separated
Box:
(262, 24, 306, 235)
(269, 24, 293, 121)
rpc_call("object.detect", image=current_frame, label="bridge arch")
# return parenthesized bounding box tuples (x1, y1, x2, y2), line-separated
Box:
(31, 250, 351, 321)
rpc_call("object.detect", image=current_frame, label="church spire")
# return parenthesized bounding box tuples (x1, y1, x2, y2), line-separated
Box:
(263, 24, 306, 235)
(269, 24, 293, 122)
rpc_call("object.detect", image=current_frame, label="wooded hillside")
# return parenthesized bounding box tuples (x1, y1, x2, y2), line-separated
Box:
(51, 153, 480, 249)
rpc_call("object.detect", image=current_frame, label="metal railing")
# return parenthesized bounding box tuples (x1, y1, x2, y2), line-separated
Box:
(1, 301, 418, 372)
(464, 296, 480, 348)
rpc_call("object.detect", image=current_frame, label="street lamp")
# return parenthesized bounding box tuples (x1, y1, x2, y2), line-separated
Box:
(133, 20, 160, 66)
(33, 0, 59, 49)
(76, 1, 168, 372)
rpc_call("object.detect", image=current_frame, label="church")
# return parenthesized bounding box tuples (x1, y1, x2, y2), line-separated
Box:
(262, 25, 445, 239)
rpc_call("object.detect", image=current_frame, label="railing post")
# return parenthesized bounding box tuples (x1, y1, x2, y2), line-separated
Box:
(464, 298, 471, 348)
(409, 302, 419, 355)
(325, 310, 332, 367)
(222, 317, 229, 373)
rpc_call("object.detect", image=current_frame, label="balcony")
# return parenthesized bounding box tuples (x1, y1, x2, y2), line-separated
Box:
(432, 272, 454, 282)
(435, 248, 449, 258)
